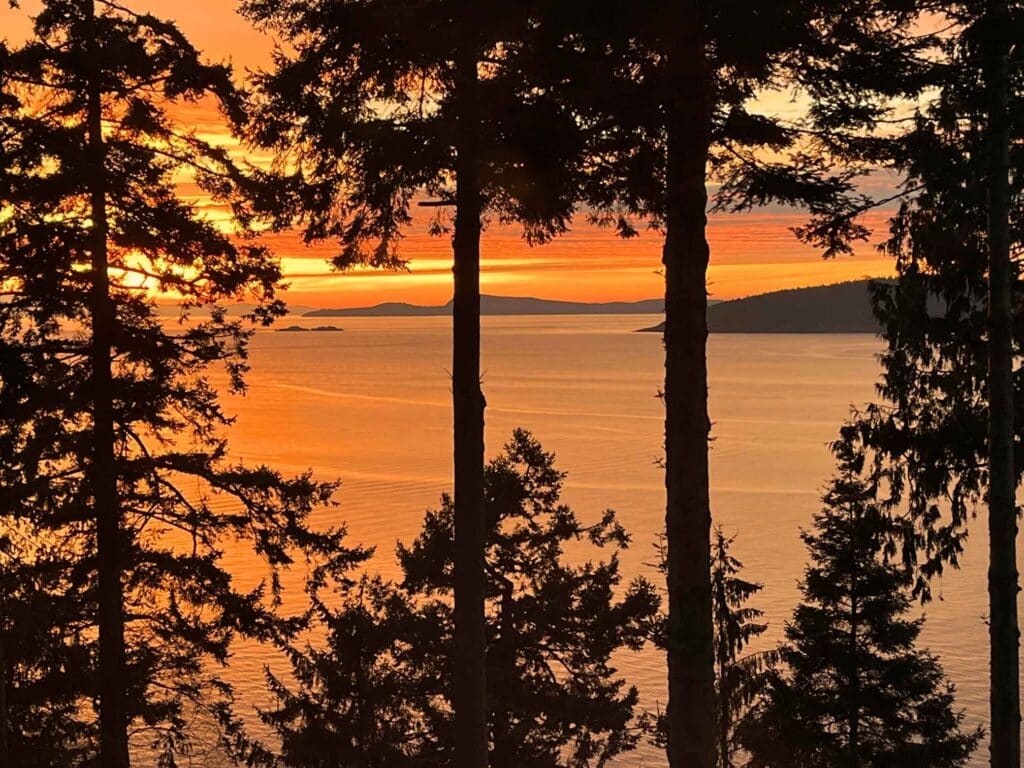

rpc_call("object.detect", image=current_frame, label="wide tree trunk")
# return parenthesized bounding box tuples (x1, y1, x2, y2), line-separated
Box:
(984, 3, 1020, 767)
(452, 34, 489, 768)
(662, 5, 715, 768)
(84, 1, 130, 765)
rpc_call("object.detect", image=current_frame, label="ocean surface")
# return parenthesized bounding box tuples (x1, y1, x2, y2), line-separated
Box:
(205, 314, 1006, 766)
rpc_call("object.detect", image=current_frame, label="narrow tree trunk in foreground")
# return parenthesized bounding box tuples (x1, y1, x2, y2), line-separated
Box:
(452, 28, 489, 768)
(984, 3, 1021, 767)
(84, 1, 130, 765)
(663, 5, 715, 768)
(0, 623, 9, 768)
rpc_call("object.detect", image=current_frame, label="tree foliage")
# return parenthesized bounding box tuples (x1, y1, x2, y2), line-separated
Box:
(239, 0, 584, 265)
(257, 430, 659, 768)
(0, 1, 366, 762)
(739, 433, 981, 768)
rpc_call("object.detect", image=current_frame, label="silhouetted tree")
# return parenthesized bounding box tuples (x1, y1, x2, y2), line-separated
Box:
(739, 434, 981, 768)
(239, 6, 584, 764)
(796, 4, 1024, 761)
(253, 575, 439, 768)
(399, 430, 659, 768)
(0, 531, 95, 768)
(650, 528, 776, 768)
(256, 431, 659, 768)
(0, 1, 366, 763)
(543, 4, 926, 765)
(709, 528, 775, 768)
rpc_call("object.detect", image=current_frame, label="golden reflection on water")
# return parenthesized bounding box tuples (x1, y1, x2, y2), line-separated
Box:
(204, 315, 1003, 767)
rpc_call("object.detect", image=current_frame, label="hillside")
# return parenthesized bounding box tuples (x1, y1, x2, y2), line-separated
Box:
(639, 279, 884, 334)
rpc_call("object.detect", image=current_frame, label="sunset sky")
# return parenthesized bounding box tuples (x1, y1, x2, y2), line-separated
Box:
(1, 0, 898, 308)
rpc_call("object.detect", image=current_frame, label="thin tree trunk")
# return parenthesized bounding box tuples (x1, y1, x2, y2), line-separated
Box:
(663, 4, 715, 768)
(848, 507, 860, 768)
(84, 1, 130, 765)
(717, 658, 729, 768)
(984, 3, 1020, 767)
(713, 574, 729, 768)
(0, 622, 8, 768)
(452, 29, 489, 768)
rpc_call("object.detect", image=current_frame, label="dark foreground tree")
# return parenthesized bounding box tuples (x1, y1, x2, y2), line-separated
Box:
(980, 3, 1019, 763)
(739, 434, 981, 768)
(798, 4, 1023, 761)
(255, 430, 659, 768)
(650, 527, 775, 768)
(239, 5, 583, 765)
(253, 575, 437, 768)
(544, 4, 929, 764)
(709, 529, 775, 768)
(0, 531, 95, 768)
(0, 1, 365, 764)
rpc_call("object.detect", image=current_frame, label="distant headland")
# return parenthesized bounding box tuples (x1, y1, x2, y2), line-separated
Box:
(638, 279, 885, 334)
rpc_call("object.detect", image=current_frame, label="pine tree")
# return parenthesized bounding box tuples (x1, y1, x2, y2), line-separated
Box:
(649, 528, 776, 768)
(739, 434, 981, 768)
(399, 429, 659, 768)
(544, 3, 937, 765)
(252, 575, 437, 768)
(0, 1, 366, 763)
(795, 4, 1024, 761)
(238, 6, 584, 765)
(0, 531, 95, 768)
(257, 430, 659, 768)
(541, 4, 925, 765)
(710, 528, 775, 768)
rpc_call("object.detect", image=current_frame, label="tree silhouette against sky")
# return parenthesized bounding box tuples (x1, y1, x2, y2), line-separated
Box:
(239, 4, 586, 766)
(0, 1, 366, 764)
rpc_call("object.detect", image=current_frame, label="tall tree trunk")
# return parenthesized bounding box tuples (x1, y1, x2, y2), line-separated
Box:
(452, 30, 489, 768)
(0, 621, 8, 768)
(84, 2, 130, 765)
(663, 5, 715, 768)
(984, 3, 1021, 767)
(848, 514, 860, 768)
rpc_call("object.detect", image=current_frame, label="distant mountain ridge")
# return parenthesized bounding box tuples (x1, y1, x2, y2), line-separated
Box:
(639, 279, 885, 334)
(304, 295, 671, 317)
(155, 302, 317, 317)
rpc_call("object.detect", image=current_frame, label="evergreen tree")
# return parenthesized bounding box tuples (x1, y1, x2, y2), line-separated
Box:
(710, 528, 775, 768)
(739, 434, 981, 768)
(257, 430, 659, 768)
(253, 575, 438, 768)
(544, 3, 937, 765)
(650, 528, 776, 768)
(542, 5, 926, 765)
(238, 5, 584, 764)
(0, 1, 366, 763)
(793, 4, 1024, 761)
(0, 530, 95, 768)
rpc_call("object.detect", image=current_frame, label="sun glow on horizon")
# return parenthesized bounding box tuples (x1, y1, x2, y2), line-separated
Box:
(0, 0, 900, 308)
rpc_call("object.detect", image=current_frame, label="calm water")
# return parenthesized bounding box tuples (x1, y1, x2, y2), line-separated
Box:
(210, 315, 1004, 766)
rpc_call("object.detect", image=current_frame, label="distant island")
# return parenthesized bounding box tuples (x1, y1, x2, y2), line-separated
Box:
(276, 325, 344, 333)
(303, 295, 671, 317)
(638, 279, 885, 334)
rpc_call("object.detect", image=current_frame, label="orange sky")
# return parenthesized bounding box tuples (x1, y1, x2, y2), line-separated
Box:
(0, 0, 898, 308)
